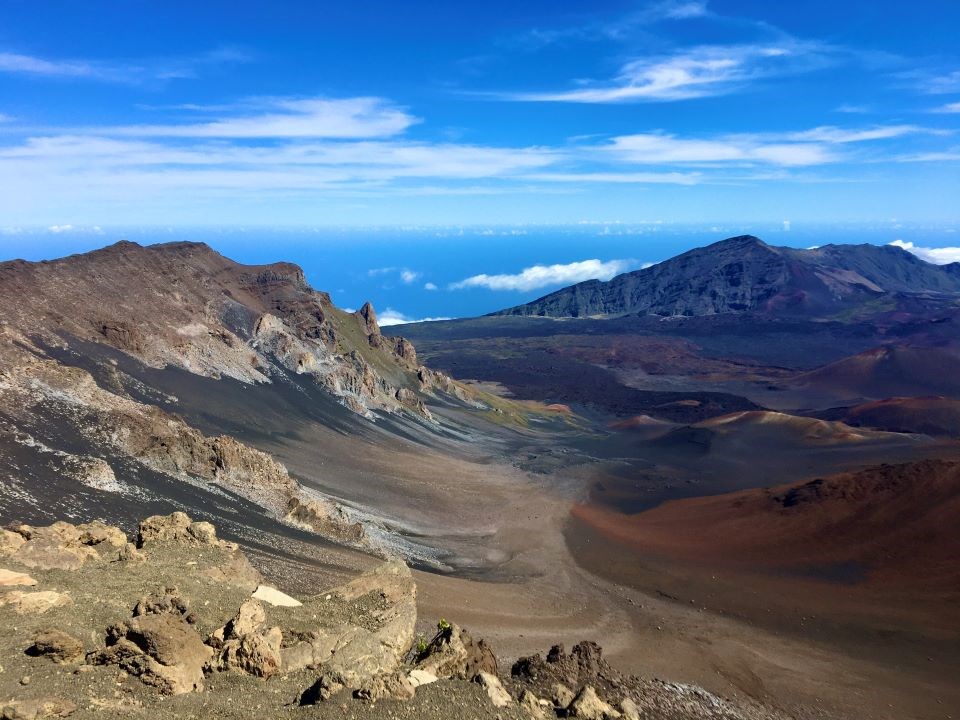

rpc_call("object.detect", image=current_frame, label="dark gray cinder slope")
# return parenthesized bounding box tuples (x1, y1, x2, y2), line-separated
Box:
(492, 235, 960, 319)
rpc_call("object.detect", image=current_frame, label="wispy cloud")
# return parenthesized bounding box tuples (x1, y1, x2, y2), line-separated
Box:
(494, 42, 833, 103)
(894, 149, 960, 162)
(104, 97, 417, 139)
(604, 132, 834, 166)
(890, 239, 960, 265)
(787, 125, 930, 143)
(369, 267, 425, 284)
(935, 102, 960, 114)
(602, 125, 935, 167)
(903, 68, 960, 95)
(515, 0, 709, 49)
(47, 224, 103, 234)
(0, 52, 99, 78)
(0, 48, 248, 84)
(451, 258, 634, 291)
(377, 308, 451, 326)
(423, 282, 438, 291)
(0, 80, 952, 221)
(525, 171, 700, 184)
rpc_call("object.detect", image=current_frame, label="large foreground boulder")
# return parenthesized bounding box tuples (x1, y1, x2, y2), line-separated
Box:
(297, 559, 417, 702)
(90, 588, 213, 695)
(2, 521, 125, 571)
(208, 599, 283, 679)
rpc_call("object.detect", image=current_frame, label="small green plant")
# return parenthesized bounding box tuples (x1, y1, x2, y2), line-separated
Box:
(437, 618, 452, 632)
(416, 634, 428, 655)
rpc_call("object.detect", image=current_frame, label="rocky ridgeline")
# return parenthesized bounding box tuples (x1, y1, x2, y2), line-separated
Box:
(0, 513, 780, 720)
(0, 241, 479, 422)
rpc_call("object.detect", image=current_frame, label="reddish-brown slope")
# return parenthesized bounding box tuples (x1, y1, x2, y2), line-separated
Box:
(795, 344, 960, 400)
(822, 396, 960, 437)
(573, 458, 960, 593)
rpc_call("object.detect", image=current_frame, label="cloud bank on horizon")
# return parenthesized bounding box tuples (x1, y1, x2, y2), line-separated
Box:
(450, 258, 636, 291)
(0, 0, 957, 227)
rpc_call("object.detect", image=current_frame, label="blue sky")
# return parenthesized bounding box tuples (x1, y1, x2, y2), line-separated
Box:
(1, 1, 959, 319)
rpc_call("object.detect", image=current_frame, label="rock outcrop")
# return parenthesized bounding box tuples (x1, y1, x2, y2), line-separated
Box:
(0, 241, 439, 421)
(0, 514, 783, 719)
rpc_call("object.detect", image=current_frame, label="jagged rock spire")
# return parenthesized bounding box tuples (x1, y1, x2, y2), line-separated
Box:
(356, 302, 380, 336)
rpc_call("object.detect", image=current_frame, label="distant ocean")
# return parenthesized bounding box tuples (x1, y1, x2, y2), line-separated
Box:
(2, 222, 958, 321)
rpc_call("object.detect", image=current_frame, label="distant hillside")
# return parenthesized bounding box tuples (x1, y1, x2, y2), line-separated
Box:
(493, 235, 960, 319)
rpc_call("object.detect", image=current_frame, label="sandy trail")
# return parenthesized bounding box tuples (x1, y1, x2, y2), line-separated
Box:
(407, 453, 959, 720)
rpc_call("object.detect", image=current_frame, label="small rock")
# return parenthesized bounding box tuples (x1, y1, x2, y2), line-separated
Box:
(474, 672, 512, 708)
(567, 686, 621, 719)
(30, 629, 85, 664)
(137, 512, 225, 548)
(77, 521, 126, 548)
(415, 624, 498, 680)
(0, 696, 76, 719)
(354, 672, 415, 701)
(20, 676, 31, 686)
(551, 683, 575, 709)
(187, 521, 218, 545)
(226, 599, 266, 638)
(0, 569, 37, 587)
(0, 529, 26, 556)
(407, 669, 438, 688)
(118, 543, 144, 563)
(300, 673, 346, 705)
(519, 689, 547, 718)
(619, 698, 641, 720)
(0, 591, 72, 615)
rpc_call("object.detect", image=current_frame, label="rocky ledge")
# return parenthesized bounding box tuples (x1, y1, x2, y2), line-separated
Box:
(1, 513, 782, 720)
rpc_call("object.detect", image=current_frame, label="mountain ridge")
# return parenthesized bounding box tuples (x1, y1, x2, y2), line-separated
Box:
(491, 235, 960, 319)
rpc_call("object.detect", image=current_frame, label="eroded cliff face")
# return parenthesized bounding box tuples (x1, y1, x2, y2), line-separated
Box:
(0, 339, 366, 545)
(0, 240, 430, 419)
(0, 241, 490, 548)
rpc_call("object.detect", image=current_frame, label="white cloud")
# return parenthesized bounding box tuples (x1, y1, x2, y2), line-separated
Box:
(913, 69, 960, 95)
(605, 132, 834, 166)
(0, 130, 558, 209)
(600, 125, 933, 167)
(659, 1, 709, 20)
(499, 43, 830, 103)
(423, 282, 438, 291)
(835, 104, 870, 114)
(369, 267, 423, 284)
(889, 239, 960, 265)
(514, 1, 708, 49)
(936, 102, 960, 113)
(0, 52, 98, 78)
(450, 258, 634, 291)
(45, 224, 103, 234)
(0, 113, 13, 123)
(894, 148, 960, 162)
(525, 171, 700, 184)
(787, 125, 928, 143)
(106, 97, 417, 139)
(0, 48, 248, 84)
(377, 308, 452, 326)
